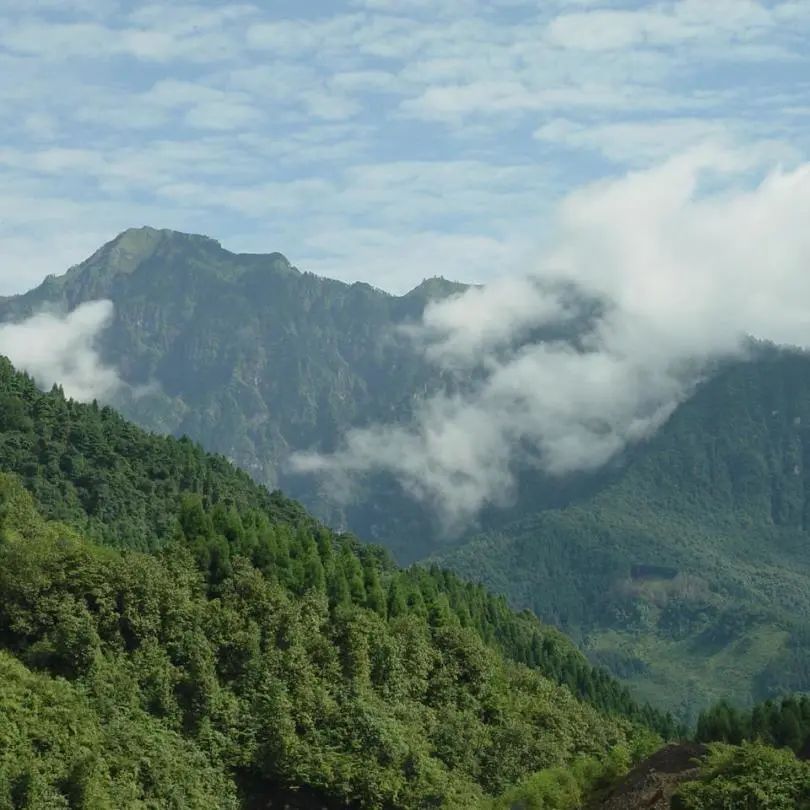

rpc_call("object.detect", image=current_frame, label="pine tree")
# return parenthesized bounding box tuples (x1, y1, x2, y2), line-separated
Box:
(362, 558, 386, 616)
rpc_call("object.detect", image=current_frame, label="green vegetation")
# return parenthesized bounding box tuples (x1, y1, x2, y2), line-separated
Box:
(0, 355, 312, 550)
(441, 350, 810, 722)
(697, 694, 810, 752)
(657, 695, 810, 807)
(673, 743, 810, 809)
(486, 748, 630, 810)
(0, 651, 237, 809)
(0, 356, 673, 807)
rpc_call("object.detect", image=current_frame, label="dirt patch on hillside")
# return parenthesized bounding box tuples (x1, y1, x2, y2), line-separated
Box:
(594, 743, 708, 810)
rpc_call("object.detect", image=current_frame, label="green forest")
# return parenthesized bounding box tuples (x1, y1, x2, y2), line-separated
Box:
(442, 349, 810, 721)
(0, 356, 673, 807)
(2, 354, 810, 807)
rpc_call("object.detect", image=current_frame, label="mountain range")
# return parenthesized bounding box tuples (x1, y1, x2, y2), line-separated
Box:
(0, 226, 472, 561)
(5, 227, 810, 723)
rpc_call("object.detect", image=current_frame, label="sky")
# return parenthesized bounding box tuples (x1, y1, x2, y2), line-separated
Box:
(2, 0, 810, 296)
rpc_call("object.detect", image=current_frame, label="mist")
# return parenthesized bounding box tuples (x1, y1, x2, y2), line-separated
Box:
(291, 146, 810, 528)
(0, 300, 124, 402)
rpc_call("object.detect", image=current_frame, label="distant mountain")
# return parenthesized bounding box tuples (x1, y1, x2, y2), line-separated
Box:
(0, 227, 475, 560)
(1, 227, 612, 562)
(439, 348, 810, 721)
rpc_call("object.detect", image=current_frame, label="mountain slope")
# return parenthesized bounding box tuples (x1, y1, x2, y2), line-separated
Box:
(0, 355, 674, 807)
(439, 348, 810, 722)
(0, 227, 479, 560)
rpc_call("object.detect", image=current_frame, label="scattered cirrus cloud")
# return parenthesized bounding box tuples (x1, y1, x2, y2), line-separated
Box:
(0, 1, 808, 295)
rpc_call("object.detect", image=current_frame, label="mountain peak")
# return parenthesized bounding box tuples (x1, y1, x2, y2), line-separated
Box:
(101, 226, 222, 268)
(51, 227, 230, 294)
(404, 276, 469, 301)
(112, 225, 222, 246)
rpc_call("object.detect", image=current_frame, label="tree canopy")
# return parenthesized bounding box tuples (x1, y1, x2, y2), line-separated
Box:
(0, 356, 673, 807)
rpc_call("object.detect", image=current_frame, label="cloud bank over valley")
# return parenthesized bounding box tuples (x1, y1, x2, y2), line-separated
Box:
(292, 148, 810, 526)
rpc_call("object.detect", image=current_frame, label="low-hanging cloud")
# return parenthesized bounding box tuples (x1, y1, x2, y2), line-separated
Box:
(0, 300, 124, 402)
(292, 145, 810, 528)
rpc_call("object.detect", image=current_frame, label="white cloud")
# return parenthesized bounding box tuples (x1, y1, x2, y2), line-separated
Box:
(400, 80, 686, 121)
(0, 301, 123, 402)
(292, 148, 810, 526)
(0, 4, 255, 63)
(350, 0, 479, 11)
(547, 146, 810, 354)
(409, 278, 575, 366)
(546, 1, 780, 53)
(184, 100, 261, 131)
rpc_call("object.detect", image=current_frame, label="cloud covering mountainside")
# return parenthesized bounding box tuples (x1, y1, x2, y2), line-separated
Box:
(0, 300, 122, 401)
(292, 148, 810, 523)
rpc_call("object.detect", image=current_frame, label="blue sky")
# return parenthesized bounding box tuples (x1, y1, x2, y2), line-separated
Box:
(1, 0, 809, 295)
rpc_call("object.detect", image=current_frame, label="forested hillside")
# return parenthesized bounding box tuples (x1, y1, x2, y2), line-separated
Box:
(592, 694, 810, 809)
(441, 348, 810, 721)
(0, 355, 673, 807)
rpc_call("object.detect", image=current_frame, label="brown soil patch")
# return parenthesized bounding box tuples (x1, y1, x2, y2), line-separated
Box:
(594, 743, 708, 810)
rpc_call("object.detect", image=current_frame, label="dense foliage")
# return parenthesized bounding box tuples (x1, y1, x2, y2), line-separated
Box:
(486, 748, 630, 810)
(673, 743, 810, 809)
(0, 356, 680, 806)
(0, 475, 653, 807)
(696, 695, 810, 753)
(442, 350, 810, 721)
(0, 355, 309, 550)
(0, 650, 237, 809)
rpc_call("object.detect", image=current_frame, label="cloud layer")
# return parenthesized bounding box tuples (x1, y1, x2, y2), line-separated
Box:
(0, 301, 123, 402)
(293, 148, 810, 527)
(1, 1, 809, 294)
